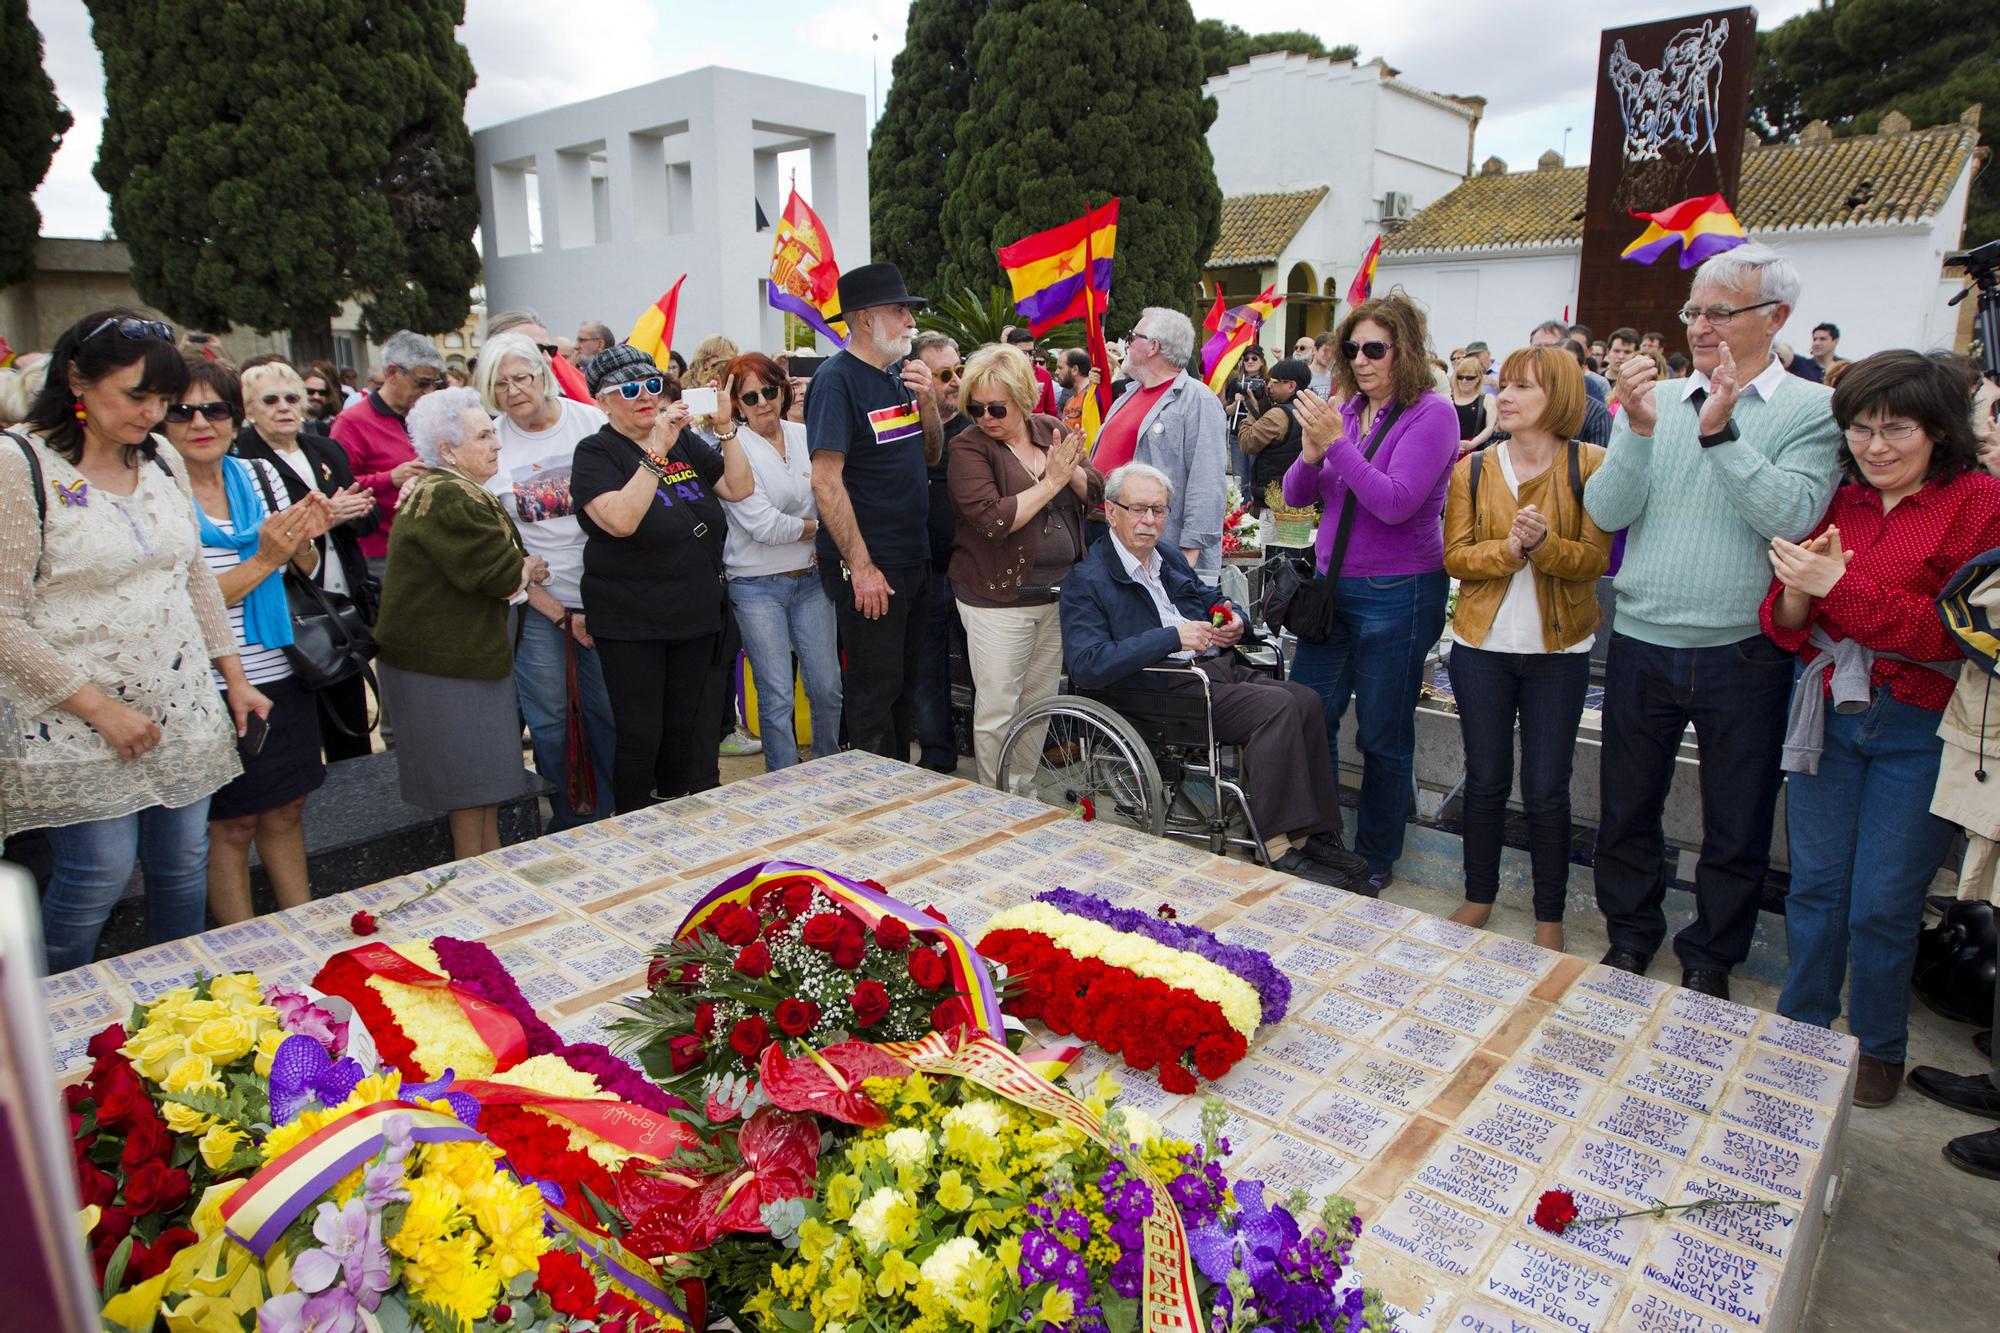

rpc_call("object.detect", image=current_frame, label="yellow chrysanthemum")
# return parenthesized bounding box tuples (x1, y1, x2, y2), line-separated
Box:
(848, 1187, 916, 1253)
(466, 1174, 550, 1281)
(405, 1232, 501, 1330)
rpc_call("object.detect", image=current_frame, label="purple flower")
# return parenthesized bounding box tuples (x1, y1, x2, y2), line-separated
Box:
(360, 1116, 414, 1212)
(289, 1200, 392, 1311)
(1186, 1180, 1299, 1287)
(1035, 888, 1290, 1024)
(269, 1035, 366, 1125)
(269, 989, 350, 1056)
(259, 1288, 361, 1333)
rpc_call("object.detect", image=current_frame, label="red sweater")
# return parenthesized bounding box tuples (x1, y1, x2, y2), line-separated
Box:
(1760, 470, 2000, 711)
(329, 392, 418, 558)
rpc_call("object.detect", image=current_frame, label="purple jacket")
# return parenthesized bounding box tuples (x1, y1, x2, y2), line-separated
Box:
(1282, 391, 1459, 577)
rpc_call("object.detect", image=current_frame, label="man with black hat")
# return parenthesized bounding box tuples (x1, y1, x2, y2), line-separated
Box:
(808, 263, 946, 760)
(1236, 358, 1313, 506)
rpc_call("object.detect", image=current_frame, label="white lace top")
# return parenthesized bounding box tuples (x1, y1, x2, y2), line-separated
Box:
(0, 434, 241, 835)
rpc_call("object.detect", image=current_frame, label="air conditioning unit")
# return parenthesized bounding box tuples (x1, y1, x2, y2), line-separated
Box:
(1380, 191, 1414, 222)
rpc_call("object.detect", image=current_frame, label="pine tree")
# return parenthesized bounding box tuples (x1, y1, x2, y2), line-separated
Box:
(936, 0, 1221, 331)
(87, 1, 481, 352)
(0, 0, 73, 287)
(1193, 19, 1357, 80)
(870, 0, 981, 294)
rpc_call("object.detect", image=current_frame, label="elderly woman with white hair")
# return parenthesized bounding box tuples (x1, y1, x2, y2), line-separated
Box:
(373, 386, 549, 857)
(475, 330, 616, 827)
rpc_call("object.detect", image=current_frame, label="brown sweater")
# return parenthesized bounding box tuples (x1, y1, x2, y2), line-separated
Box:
(947, 414, 1105, 604)
(1443, 440, 1612, 652)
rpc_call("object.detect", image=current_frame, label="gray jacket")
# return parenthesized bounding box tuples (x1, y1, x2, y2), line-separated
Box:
(1099, 369, 1229, 578)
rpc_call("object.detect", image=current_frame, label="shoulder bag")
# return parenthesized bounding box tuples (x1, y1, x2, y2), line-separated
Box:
(1260, 400, 1406, 642)
(249, 463, 377, 693)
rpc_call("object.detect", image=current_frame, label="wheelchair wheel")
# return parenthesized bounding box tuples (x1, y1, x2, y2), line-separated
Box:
(994, 695, 1166, 836)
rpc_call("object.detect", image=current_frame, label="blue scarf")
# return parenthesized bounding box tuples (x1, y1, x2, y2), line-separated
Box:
(196, 457, 294, 652)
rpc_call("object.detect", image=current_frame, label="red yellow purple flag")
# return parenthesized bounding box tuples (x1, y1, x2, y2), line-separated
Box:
(1346, 233, 1384, 307)
(997, 200, 1119, 336)
(626, 275, 686, 377)
(768, 188, 847, 346)
(1200, 286, 1284, 396)
(1621, 193, 1747, 269)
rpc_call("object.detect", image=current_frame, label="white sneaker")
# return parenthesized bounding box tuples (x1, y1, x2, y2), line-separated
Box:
(719, 729, 763, 757)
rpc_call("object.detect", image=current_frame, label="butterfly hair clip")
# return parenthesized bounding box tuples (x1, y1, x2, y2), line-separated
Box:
(54, 479, 89, 508)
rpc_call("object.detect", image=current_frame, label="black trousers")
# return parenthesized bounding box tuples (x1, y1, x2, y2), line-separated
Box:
(1167, 655, 1340, 844)
(820, 560, 932, 761)
(595, 633, 724, 813)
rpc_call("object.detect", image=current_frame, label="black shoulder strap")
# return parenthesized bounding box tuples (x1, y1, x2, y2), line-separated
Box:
(1468, 446, 1484, 534)
(5, 431, 45, 580)
(1567, 438, 1582, 506)
(247, 457, 281, 516)
(1324, 400, 1406, 582)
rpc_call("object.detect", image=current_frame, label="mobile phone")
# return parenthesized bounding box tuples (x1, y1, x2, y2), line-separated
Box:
(681, 386, 719, 415)
(789, 355, 827, 378)
(237, 710, 270, 760)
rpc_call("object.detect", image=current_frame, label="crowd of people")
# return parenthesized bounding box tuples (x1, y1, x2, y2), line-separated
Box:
(3, 238, 2000, 1172)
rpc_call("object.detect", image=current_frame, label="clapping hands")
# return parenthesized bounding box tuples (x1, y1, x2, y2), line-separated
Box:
(1291, 390, 1341, 462)
(1769, 526, 1850, 600)
(1505, 503, 1548, 559)
(1045, 429, 1085, 489)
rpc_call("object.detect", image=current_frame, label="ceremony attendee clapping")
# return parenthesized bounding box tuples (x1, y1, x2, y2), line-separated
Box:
(329, 330, 444, 583)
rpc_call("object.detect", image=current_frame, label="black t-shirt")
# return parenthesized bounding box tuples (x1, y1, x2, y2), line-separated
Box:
(926, 412, 973, 571)
(806, 348, 929, 569)
(571, 426, 728, 641)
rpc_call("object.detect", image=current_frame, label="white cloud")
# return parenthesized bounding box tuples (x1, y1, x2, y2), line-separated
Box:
(798, 1, 909, 61)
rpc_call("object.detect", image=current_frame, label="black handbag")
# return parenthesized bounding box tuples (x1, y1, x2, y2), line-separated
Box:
(249, 464, 377, 690)
(1261, 400, 1406, 642)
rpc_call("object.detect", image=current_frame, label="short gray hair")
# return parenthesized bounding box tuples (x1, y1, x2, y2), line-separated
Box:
(381, 330, 444, 374)
(1105, 461, 1174, 505)
(1135, 307, 1194, 369)
(578, 320, 615, 345)
(405, 386, 486, 467)
(486, 308, 546, 337)
(474, 331, 557, 414)
(911, 330, 959, 361)
(1692, 242, 1801, 309)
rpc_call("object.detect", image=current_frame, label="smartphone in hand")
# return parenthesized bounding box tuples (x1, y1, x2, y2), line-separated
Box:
(681, 386, 719, 416)
(237, 710, 270, 761)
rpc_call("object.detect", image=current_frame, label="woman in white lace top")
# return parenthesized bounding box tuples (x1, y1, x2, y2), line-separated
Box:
(0, 311, 271, 973)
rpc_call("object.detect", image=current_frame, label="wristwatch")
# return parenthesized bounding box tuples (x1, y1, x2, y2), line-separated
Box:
(1698, 420, 1739, 449)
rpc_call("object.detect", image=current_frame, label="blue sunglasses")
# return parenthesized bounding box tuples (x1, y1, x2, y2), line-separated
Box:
(612, 376, 666, 401)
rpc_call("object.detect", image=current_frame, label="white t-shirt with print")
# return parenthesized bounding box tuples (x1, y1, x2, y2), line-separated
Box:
(484, 397, 607, 610)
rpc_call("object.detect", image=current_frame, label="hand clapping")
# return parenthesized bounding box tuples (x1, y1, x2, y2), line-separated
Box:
(1617, 356, 1659, 435)
(1506, 503, 1548, 559)
(1769, 525, 1849, 600)
(1045, 430, 1084, 488)
(1291, 390, 1340, 462)
(1698, 342, 1740, 437)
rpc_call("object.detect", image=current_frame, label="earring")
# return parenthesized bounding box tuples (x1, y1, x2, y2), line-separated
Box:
(73, 402, 87, 424)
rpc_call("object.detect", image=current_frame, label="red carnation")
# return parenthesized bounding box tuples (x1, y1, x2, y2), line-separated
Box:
(775, 999, 820, 1037)
(728, 1016, 771, 1063)
(780, 883, 817, 917)
(1160, 1062, 1199, 1094)
(85, 1024, 128, 1064)
(349, 910, 378, 936)
(668, 1035, 706, 1074)
(714, 904, 760, 947)
(122, 1160, 191, 1215)
(1193, 1036, 1237, 1080)
(801, 913, 846, 952)
(907, 948, 947, 991)
(733, 942, 773, 979)
(830, 935, 867, 972)
(534, 1249, 602, 1321)
(849, 980, 890, 1028)
(874, 916, 911, 951)
(694, 1001, 716, 1039)
(931, 996, 974, 1035)
(1532, 1189, 1580, 1236)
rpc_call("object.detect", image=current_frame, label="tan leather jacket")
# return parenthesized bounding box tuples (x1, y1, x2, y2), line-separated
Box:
(1443, 440, 1612, 652)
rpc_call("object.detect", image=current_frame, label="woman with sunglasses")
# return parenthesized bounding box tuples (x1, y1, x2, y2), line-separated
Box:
(1284, 293, 1461, 895)
(0, 309, 272, 971)
(234, 360, 380, 759)
(572, 345, 753, 811)
(717, 352, 843, 771)
(1449, 354, 1496, 453)
(948, 343, 1101, 786)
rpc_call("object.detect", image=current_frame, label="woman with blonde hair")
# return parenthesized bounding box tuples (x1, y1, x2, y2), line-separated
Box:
(949, 344, 1101, 785)
(1448, 354, 1495, 452)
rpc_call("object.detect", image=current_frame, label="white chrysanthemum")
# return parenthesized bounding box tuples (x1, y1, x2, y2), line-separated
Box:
(849, 1187, 908, 1253)
(941, 1098, 1010, 1139)
(882, 1127, 934, 1169)
(919, 1237, 982, 1295)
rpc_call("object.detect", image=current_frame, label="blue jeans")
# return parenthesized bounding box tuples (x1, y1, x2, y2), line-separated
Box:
(1447, 644, 1591, 922)
(729, 571, 843, 770)
(1288, 569, 1449, 874)
(1779, 688, 1955, 1063)
(42, 799, 212, 973)
(514, 610, 617, 831)
(913, 570, 961, 772)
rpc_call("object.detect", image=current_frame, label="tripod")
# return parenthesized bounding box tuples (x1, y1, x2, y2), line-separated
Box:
(1947, 238, 2000, 377)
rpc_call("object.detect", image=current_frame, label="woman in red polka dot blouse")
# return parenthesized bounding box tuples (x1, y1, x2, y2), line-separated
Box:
(1759, 350, 2000, 1108)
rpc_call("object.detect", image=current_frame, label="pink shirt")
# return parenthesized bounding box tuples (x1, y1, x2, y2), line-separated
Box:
(329, 392, 417, 558)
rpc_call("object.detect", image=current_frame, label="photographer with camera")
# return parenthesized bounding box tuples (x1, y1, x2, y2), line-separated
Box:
(1237, 357, 1313, 507)
(1224, 345, 1271, 494)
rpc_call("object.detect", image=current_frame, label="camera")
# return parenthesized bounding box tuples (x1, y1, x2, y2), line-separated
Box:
(1245, 376, 1266, 395)
(1947, 238, 2000, 378)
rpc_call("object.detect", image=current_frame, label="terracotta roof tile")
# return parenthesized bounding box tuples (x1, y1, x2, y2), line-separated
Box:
(1382, 123, 1979, 256)
(1210, 187, 1330, 266)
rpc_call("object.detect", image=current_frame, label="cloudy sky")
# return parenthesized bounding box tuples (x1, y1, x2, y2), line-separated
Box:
(28, 0, 1821, 239)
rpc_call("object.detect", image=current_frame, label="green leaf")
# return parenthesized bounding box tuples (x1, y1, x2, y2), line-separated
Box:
(100, 1234, 133, 1303)
(154, 1086, 238, 1123)
(171, 1137, 197, 1168)
(406, 1292, 468, 1333)
(579, 1182, 625, 1237)
(380, 1200, 410, 1242)
(1101, 1291, 1138, 1333)
(373, 1297, 416, 1333)
(507, 1270, 536, 1299)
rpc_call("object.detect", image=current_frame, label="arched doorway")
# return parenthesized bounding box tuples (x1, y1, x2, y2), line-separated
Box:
(1283, 262, 1319, 348)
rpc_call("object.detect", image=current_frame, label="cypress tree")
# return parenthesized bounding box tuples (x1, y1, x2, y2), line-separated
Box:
(1193, 19, 1358, 79)
(936, 0, 1221, 331)
(87, 1, 481, 352)
(870, 0, 981, 294)
(0, 0, 73, 287)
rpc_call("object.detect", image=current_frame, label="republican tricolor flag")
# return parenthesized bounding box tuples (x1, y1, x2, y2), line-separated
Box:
(1621, 194, 1748, 269)
(1200, 286, 1285, 396)
(997, 199, 1119, 336)
(768, 188, 847, 347)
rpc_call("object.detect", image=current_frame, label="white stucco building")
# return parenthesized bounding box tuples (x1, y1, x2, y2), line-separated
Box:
(1378, 112, 1984, 360)
(472, 67, 868, 356)
(1201, 53, 1484, 346)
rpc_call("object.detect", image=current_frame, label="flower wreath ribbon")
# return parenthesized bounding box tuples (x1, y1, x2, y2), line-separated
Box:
(451, 1077, 703, 1160)
(342, 941, 529, 1072)
(877, 1028, 1204, 1333)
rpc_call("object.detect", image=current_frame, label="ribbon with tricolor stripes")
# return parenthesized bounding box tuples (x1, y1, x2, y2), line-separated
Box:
(340, 942, 528, 1071)
(451, 1078, 702, 1159)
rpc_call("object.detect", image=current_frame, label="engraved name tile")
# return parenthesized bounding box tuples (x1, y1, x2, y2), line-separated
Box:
(1615, 1290, 1738, 1333)
(1738, 1048, 1844, 1108)
(1641, 1227, 1777, 1329)
(1617, 1056, 1725, 1115)
(1366, 1187, 1502, 1279)
(1302, 990, 1396, 1041)
(1378, 937, 1459, 978)
(1161, 1094, 1267, 1159)
(1691, 1124, 1814, 1204)
(1244, 898, 1320, 934)
(1411, 985, 1511, 1040)
(1544, 1183, 1656, 1272)
(1239, 1129, 1363, 1203)
(1335, 1051, 1448, 1114)
(1754, 1013, 1856, 1069)
(1663, 989, 1759, 1039)
(1573, 964, 1673, 1010)
(1442, 958, 1539, 1006)
(1561, 1133, 1678, 1208)
(1258, 1028, 1359, 1080)
(1590, 1091, 1702, 1158)
(1274, 939, 1363, 983)
(1472, 934, 1562, 977)
(1715, 1085, 1832, 1154)
(1646, 1021, 1748, 1076)
(1402, 914, 1486, 952)
(1413, 1140, 1535, 1219)
(1341, 895, 1421, 931)
(1208, 1057, 1314, 1123)
(1669, 1173, 1802, 1266)
(1491, 1058, 1604, 1122)
(1290, 1086, 1410, 1157)
(1309, 915, 1392, 953)
(1482, 1238, 1623, 1332)
(1554, 993, 1653, 1043)
(1380, 1016, 1481, 1073)
(1338, 961, 1430, 1009)
(1447, 1297, 1545, 1333)
(1522, 1023, 1625, 1081)
(1458, 1095, 1571, 1169)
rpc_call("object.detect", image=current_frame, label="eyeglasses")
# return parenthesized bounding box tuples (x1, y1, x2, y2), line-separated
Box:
(935, 365, 962, 384)
(1843, 421, 1923, 446)
(1341, 340, 1391, 361)
(496, 372, 541, 394)
(738, 386, 783, 406)
(1108, 500, 1169, 519)
(405, 372, 443, 392)
(1677, 300, 1780, 325)
(966, 401, 1009, 420)
(612, 376, 666, 400)
(85, 317, 174, 345)
(305, 387, 330, 397)
(259, 392, 302, 407)
(164, 401, 234, 424)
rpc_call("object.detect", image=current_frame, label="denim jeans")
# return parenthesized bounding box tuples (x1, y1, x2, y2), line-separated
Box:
(1594, 631, 1794, 970)
(42, 798, 212, 973)
(1779, 688, 1955, 1063)
(1447, 644, 1591, 922)
(729, 571, 843, 771)
(1288, 569, 1449, 874)
(912, 570, 960, 771)
(513, 610, 617, 831)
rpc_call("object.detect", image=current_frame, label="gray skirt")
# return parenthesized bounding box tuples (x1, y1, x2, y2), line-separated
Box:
(376, 663, 527, 810)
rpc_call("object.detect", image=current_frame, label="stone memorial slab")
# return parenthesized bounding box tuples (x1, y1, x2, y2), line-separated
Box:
(1714, 1086, 1831, 1155)
(1336, 1051, 1449, 1114)
(1291, 1086, 1410, 1157)
(1522, 1023, 1625, 1082)
(1617, 1056, 1725, 1116)
(1591, 1091, 1703, 1157)
(1274, 939, 1363, 983)
(1554, 993, 1653, 1043)
(1753, 1014, 1855, 1068)
(1458, 1095, 1572, 1169)
(1413, 1140, 1536, 1219)
(1208, 1057, 1315, 1122)
(1340, 962, 1431, 1010)
(1615, 1289, 1738, 1333)
(1379, 938, 1460, 978)
(1442, 959, 1539, 1006)
(1239, 1129, 1365, 1204)
(1491, 1058, 1604, 1122)
(1574, 964, 1674, 1010)
(1647, 1021, 1748, 1077)
(1641, 1227, 1777, 1329)
(1410, 986, 1511, 1040)
(1691, 1124, 1815, 1205)
(1309, 915, 1393, 954)
(1669, 1174, 1802, 1266)
(1160, 1095, 1266, 1159)
(1380, 1017, 1480, 1073)
(1482, 1238, 1623, 1332)
(1369, 1187, 1504, 1280)
(1258, 1027, 1359, 1079)
(1663, 990, 1760, 1039)
(1302, 990, 1396, 1041)
(1561, 1132, 1679, 1208)
(1471, 934, 1561, 977)
(1543, 1184, 1656, 1271)
(1403, 915, 1486, 952)
(1737, 1048, 1844, 1109)
(1342, 894, 1422, 931)
(1446, 1297, 1546, 1333)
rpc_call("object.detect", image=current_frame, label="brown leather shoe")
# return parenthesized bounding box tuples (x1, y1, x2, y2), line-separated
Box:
(1853, 1055, 1905, 1108)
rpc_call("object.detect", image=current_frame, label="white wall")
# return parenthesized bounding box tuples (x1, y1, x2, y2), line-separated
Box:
(473, 67, 868, 356)
(1378, 249, 1581, 358)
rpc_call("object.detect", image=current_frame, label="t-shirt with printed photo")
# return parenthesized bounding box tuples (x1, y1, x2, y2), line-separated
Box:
(484, 396, 607, 609)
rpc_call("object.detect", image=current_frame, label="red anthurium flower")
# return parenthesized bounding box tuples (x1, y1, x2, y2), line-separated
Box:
(622, 1109, 822, 1257)
(758, 1041, 910, 1128)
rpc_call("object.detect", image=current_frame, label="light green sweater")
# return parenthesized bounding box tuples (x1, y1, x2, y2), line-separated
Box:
(1583, 372, 1841, 648)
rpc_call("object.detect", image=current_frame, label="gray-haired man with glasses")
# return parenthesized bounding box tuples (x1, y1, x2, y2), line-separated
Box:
(1583, 242, 1842, 1000)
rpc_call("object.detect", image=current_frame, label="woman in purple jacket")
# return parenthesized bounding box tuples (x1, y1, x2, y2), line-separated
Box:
(1282, 293, 1460, 894)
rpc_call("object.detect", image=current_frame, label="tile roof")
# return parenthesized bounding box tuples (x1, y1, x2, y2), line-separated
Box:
(1382, 123, 1980, 256)
(1210, 187, 1330, 266)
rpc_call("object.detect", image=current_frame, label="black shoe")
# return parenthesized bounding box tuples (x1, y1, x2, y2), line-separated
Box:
(1681, 967, 1731, 1000)
(1338, 868, 1393, 898)
(1977, 1029, 1992, 1060)
(1303, 832, 1368, 878)
(1943, 1127, 2000, 1180)
(1599, 947, 1652, 976)
(1271, 848, 1346, 888)
(1906, 1068, 2000, 1122)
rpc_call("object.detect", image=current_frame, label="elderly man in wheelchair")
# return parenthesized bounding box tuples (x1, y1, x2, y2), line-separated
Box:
(1052, 462, 1365, 888)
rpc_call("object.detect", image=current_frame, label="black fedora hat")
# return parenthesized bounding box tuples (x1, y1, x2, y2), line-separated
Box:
(830, 263, 927, 323)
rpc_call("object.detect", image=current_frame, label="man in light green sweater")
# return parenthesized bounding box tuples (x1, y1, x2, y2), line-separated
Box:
(1583, 243, 1841, 1000)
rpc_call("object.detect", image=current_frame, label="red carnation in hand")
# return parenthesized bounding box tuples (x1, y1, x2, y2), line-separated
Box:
(830, 934, 867, 972)
(1160, 1062, 1199, 1095)
(907, 948, 947, 991)
(349, 910, 378, 936)
(733, 942, 774, 979)
(775, 999, 821, 1038)
(714, 904, 759, 946)
(849, 980, 890, 1028)
(668, 1035, 706, 1073)
(801, 913, 846, 952)
(728, 1016, 771, 1063)
(1532, 1189, 1580, 1236)
(874, 915, 911, 951)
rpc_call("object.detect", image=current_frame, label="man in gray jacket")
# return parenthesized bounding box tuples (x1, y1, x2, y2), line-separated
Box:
(1093, 307, 1229, 580)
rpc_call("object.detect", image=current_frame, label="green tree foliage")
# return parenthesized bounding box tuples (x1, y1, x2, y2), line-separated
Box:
(0, 0, 73, 287)
(87, 1, 481, 345)
(1193, 19, 1358, 79)
(936, 0, 1221, 333)
(1749, 0, 2000, 244)
(870, 0, 981, 295)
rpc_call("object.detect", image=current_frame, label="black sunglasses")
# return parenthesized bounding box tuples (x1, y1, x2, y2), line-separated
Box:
(536, 342, 560, 359)
(966, 401, 1009, 419)
(164, 401, 234, 424)
(260, 393, 303, 406)
(738, 386, 783, 406)
(86, 317, 174, 345)
(1341, 339, 1391, 362)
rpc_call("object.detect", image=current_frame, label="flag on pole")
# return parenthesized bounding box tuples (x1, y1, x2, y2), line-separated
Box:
(627, 275, 686, 377)
(1346, 234, 1384, 306)
(997, 199, 1119, 336)
(1200, 286, 1285, 396)
(1620, 193, 1747, 268)
(767, 188, 847, 347)
(1077, 219, 1114, 446)
(1203, 286, 1226, 334)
